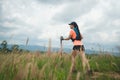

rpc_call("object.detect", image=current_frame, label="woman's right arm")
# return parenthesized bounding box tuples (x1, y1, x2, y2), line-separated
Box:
(64, 35, 71, 40)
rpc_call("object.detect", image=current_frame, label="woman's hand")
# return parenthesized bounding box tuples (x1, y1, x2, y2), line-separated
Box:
(60, 36, 64, 40)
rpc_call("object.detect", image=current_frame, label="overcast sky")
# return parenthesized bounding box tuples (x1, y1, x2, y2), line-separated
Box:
(0, 0, 120, 51)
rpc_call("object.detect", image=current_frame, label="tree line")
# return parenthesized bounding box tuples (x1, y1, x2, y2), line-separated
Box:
(0, 40, 29, 54)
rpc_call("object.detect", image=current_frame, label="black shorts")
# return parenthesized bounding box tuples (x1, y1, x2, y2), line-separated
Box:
(73, 45, 85, 51)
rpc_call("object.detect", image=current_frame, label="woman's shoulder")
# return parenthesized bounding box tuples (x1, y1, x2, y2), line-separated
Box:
(70, 29, 74, 32)
(70, 29, 75, 33)
(70, 29, 76, 35)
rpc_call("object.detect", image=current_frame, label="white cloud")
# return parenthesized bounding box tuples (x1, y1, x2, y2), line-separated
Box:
(112, 19, 120, 26)
(0, 0, 120, 49)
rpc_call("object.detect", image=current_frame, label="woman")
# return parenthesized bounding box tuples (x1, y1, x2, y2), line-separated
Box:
(61, 22, 91, 73)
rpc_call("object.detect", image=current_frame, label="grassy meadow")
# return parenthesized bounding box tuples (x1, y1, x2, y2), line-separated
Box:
(0, 51, 120, 80)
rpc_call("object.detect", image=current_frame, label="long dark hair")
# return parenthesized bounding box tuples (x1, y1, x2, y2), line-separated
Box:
(73, 22, 83, 40)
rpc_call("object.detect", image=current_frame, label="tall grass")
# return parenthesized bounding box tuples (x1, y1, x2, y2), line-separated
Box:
(0, 52, 120, 80)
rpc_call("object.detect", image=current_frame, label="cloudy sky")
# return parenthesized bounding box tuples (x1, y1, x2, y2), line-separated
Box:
(0, 0, 120, 51)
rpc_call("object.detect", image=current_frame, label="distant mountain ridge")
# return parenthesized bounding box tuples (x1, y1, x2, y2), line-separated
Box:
(5, 45, 100, 54)
(1, 44, 119, 55)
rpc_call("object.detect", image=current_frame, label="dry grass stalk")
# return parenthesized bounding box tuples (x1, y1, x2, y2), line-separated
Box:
(47, 38, 51, 56)
(67, 72, 72, 80)
(30, 62, 39, 78)
(95, 62, 99, 71)
(39, 63, 49, 79)
(26, 37, 29, 46)
(76, 72, 80, 80)
(14, 62, 32, 80)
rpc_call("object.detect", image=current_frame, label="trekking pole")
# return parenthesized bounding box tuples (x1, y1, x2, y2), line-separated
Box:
(60, 36, 63, 56)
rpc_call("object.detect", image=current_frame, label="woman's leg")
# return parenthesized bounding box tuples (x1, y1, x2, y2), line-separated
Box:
(79, 48, 90, 72)
(70, 50, 77, 73)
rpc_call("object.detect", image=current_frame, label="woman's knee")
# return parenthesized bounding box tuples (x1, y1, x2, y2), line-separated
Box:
(72, 50, 77, 57)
